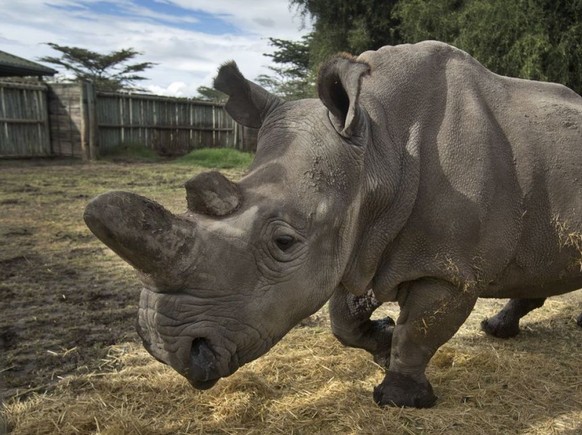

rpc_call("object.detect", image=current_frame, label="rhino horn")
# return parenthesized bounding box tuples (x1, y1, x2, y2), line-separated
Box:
(185, 171, 241, 216)
(84, 191, 196, 289)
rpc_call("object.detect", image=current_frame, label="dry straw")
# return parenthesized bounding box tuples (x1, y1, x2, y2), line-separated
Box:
(3, 296, 581, 434)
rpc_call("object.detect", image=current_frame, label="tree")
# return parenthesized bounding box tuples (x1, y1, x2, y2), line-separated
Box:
(195, 85, 227, 102)
(258, 0, 582, 100)
(258, 1, 403, 99)
(256, 35, 316, 99)
(40, 43, 156, 92)
(395, 0, 582, 95)
(291, 0, 402, 66)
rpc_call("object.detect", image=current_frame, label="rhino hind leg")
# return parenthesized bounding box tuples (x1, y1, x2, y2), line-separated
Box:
(329, 286, 395, 368)
(481, 298, 546, 338)
(576, 312, 582, 328)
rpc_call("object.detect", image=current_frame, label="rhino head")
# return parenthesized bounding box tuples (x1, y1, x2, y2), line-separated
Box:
(84, 56, 373, 389)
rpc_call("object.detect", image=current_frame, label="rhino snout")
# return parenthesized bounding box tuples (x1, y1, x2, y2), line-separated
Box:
(138, 319, 229, 390)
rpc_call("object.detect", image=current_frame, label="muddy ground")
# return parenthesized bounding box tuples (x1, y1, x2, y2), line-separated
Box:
(1, 159, 581, 426)
(0, 159, 247, 402)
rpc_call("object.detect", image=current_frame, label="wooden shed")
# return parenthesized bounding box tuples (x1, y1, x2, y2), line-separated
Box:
(0, 50, 57, 78)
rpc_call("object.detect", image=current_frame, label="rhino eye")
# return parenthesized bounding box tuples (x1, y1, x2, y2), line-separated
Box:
(275, 235, 295, 251)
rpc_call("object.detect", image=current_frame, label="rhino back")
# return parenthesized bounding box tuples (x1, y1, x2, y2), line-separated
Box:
(488, 78, 582, 297)
(352, 41, 582, 300)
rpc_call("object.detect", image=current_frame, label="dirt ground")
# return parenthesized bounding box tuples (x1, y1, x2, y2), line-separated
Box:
(1, 159, 581, 434)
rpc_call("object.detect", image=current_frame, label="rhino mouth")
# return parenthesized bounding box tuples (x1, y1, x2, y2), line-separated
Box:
(137, 318, 240, 390)
(188, 377, 220, 390)
(139, 335, 236, 390)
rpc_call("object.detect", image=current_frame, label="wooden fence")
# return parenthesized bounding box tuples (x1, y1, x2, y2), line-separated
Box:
(0, 82, 51, 157)
(0, 81, 251, 159)
(96, 91, 241, 156)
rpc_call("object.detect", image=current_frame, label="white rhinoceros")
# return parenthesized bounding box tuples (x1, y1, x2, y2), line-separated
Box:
(84, 41, 582, 408)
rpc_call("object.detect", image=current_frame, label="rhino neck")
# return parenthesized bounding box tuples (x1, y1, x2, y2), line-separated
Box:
(341, 122, 422, 298)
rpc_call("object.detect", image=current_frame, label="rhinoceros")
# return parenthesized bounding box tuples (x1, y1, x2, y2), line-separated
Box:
(84, 41, 582, 408)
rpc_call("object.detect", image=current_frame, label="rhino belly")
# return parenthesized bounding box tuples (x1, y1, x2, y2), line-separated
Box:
(482, 260, 582, 299)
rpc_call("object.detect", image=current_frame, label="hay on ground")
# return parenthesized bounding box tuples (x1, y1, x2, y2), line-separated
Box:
(3, 295, 581, 434)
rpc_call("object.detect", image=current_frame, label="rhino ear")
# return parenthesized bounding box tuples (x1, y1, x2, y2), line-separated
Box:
(214, 61, 283, 128)
(317, 54, 370, 138)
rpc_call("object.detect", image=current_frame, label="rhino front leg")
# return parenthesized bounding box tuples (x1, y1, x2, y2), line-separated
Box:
(329, 286, 395, 368)
(374, 278, 477, 408)
(481, 298, 546, 338)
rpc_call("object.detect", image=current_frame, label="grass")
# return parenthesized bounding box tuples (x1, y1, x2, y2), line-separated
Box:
(173, 147, 253, 169)
(98, 145, 254, 170)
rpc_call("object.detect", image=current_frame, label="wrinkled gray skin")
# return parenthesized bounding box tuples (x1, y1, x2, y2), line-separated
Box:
(84, 41, 582, 408)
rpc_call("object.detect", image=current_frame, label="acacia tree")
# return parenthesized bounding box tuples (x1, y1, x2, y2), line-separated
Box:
(40, 43, 156, 92)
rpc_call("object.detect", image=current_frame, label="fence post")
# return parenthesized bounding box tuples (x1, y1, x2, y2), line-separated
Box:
(86, 82, 97, 160)
(79, 81, 98, 161)
(80, 82, 88, 160)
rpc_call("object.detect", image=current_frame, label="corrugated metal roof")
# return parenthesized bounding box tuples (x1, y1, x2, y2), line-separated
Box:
(0, 50, 58, 77)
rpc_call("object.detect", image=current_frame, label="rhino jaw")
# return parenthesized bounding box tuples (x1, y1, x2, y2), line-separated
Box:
(83, 191, 197, 289)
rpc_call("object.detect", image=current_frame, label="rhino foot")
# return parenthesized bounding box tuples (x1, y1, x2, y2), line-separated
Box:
(373, 372, 437, 408)
(481, 298, 546, 339)
(480, 315, 520, 338)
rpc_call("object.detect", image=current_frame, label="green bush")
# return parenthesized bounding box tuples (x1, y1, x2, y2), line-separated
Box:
(174, 148, 253, 169)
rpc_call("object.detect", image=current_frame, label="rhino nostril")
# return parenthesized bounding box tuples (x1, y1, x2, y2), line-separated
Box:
(187, 338, 218, 389)
(190, 338, 214, 370)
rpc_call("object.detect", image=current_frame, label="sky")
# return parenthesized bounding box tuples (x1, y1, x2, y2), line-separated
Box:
(0, 0, 311, 97)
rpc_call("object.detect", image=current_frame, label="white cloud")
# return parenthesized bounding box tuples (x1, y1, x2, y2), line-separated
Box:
(0, 0, 311, 96)
(168, 0, 310, 39)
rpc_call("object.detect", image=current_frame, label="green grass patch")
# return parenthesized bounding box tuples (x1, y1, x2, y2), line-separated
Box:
(99, 143, 160, 162)
(174, 148, 253, 169)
